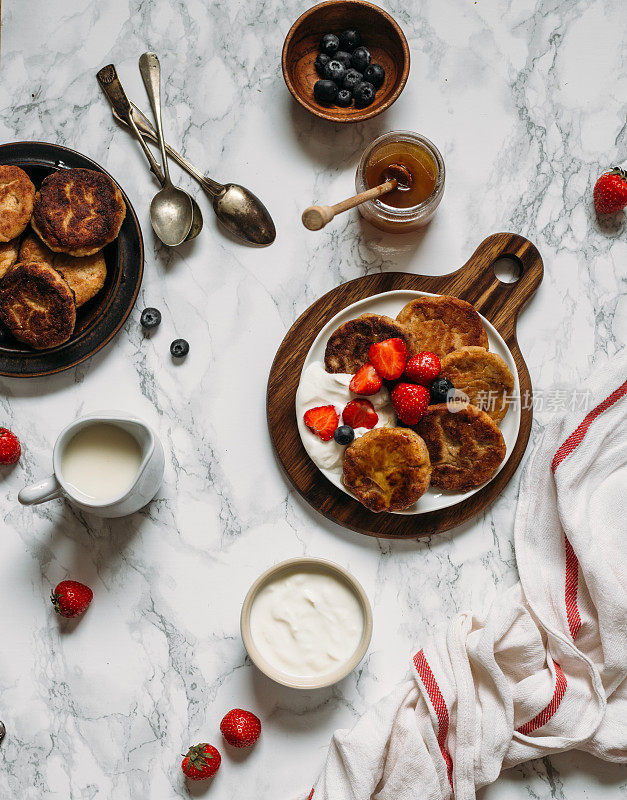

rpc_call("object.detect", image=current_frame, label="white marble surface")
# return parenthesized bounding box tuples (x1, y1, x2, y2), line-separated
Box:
(0, 0, 625, 798)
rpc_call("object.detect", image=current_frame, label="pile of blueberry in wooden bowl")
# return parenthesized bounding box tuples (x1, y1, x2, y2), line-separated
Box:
(282, 0, 410, 124)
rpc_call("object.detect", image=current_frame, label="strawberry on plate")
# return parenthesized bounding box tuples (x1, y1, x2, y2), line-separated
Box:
(368, 338, 407, 380)
(0, 428, 21, 464)
(182, 743, 221, 780)
(392, 383, 430, 425)
(304, 405, 339, 441)
(220, 708, 261, 748)
(349, 362, 382, 396)
(405, 352, 441, 385)
(50, 580, 93, 618)
(343, 399, 378, 430)
(593, 167, 627, 214)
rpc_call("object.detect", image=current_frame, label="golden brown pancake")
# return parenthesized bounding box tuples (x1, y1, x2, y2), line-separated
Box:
(0, 238, 21, 279)
(440, 346, 514, 425)
(325, 314, 409, 374)
(414, 403, 505, 492)
(396, 295, 489, 358)
(0, 261, 76, 349)
(19, 233, 106, 307)
(0, 166, 36, 242)
(343, 427, 431, 512)
(31, 168, 125, 257)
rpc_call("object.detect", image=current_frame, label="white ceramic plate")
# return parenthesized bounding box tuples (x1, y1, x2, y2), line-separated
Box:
(296, 290, 521, 515)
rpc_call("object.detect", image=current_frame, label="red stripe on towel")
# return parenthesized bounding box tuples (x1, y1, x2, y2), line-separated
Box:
(564, 535, 582, 639)
(551, 380, 627, 473)
(516, 660, 567, 736)
(414, 649, 454, 789)
(307, 790, 314, 800)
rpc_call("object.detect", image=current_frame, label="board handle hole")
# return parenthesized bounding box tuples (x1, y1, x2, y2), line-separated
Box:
(493, 255, 522, 284)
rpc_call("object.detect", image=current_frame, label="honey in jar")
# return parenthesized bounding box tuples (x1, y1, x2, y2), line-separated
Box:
(365, 141, 438, 209)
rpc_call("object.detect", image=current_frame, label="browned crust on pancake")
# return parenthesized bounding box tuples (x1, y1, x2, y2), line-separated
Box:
(440, 346, 515, 425)
(0, 238, 21, 279)
(343, 427, 432, 512)
(396, 295, 489, 358)
(0, 261, 76, 349)
(0, 166, 35, 242)
(20, 233, 106, 307)
(414, 403, 505, 491)
(31, 168, 126, 256)
(325, 313, 409, 374)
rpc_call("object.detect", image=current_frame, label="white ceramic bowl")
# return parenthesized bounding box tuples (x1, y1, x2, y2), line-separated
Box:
(241, 558, 373, 689)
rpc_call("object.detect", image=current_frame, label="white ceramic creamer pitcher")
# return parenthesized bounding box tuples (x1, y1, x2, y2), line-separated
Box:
(18, 412, 165, 518)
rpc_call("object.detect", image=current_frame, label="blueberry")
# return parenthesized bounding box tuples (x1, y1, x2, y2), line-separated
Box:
(351, 46, 371, 72)
(334, 425, 355, 445)
(335, 88, 352, 107)
(170, 338, 189, 358)
(353, 81, 376, 107)
(333, 50, 352, 69)
(363, 63, 385, 89)
(323, 59, 347, 84)
(320, 33, 340, 56)
(339, 29, 362, 52)
(313, 79, 339, 103)
(314, 53, 330, 77)
(140, 307, 161, 329)
(430, 377, 454, 405)
(343, 68, 363, 91)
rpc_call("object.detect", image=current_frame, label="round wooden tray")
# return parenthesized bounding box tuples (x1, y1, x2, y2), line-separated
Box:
(267, 232, 544, 539)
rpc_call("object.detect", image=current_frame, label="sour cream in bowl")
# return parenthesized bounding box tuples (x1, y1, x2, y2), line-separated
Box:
(241, 558, 373, 689)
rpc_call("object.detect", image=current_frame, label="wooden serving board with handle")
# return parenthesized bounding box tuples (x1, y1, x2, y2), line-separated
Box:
(266, 232, 544, 539)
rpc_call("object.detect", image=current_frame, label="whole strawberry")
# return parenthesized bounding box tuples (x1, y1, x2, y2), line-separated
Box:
(0, 428, 21, 464)
(593, 167, 627, 214)
(220, 708, 261, 748)
(405, 352, 441, 385)
(392, 383, 430, 425)
(181, 743, 221, 780)
(51, 580, 93, 618)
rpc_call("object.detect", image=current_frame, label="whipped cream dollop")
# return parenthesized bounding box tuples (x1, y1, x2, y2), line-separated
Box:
(249, 567, 364, 678)
(295, 361, 396, 472)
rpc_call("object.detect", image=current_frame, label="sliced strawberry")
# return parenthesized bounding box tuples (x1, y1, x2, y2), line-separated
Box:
(303, 405, 339, 441)
(343, 399, 378, 430)
(349, 362, 382, 396)
(368, 338, 407, 380)
(391, 383, 430, 425)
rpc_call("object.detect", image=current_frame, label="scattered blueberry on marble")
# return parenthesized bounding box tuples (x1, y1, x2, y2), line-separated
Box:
(430, 377, 454, 405)
(312, 29, 384, 109)
(339, 29, 362, 52)
(334, 425, 355, 445)
(363, 63, 385, 89)
(320, 33, 340, 55)
(314, 79, 339, 103)
(314, 53, 330, 77)
(140, 307, 162, 329)
(170, 339, 190, 358)
(350, 46, 371, 72)
(353, 81, 376, 107)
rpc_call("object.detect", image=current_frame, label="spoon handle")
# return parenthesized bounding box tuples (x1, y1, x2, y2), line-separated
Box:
(128, 103, 224, 196)
(138, 52, 172, 186)
(97, 64, 165, 184)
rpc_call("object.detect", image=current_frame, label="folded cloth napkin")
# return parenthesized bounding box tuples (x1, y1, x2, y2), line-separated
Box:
(305, 349, 627, 800)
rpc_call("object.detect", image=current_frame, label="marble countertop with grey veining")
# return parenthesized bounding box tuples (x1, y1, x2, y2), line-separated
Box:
(0, 0, 625, 798)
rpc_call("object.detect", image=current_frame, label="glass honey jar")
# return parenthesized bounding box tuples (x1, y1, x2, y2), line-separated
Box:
(355, 131, 445, 232)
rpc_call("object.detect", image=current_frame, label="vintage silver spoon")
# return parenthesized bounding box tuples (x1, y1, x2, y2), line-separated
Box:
(97, 64, 202, 244)
(137, 53, 196, 246)
(111, 103, 276, 246)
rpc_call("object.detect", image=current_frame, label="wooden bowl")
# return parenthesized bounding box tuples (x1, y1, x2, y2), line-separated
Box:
(282, 0, 410, 124)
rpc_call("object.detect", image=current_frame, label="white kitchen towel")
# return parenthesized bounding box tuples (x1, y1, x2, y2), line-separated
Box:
(305, 349, 627, 800)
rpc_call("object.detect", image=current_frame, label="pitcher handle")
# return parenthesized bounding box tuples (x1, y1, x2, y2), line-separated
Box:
(19, 475, 62, 506)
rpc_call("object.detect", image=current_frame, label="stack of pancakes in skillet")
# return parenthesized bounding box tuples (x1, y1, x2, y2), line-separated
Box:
(0, 165, 125, 349)
(323, 296, 515, 512)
